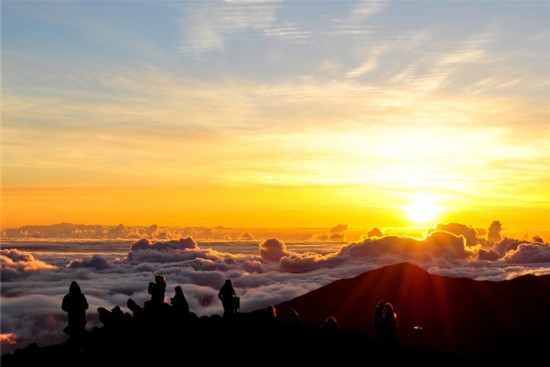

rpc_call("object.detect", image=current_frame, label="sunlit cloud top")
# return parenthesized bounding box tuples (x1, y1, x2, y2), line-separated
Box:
(2, 0, 550, 229)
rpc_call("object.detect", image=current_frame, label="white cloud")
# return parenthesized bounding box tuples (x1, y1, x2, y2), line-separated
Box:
(2, 230, 550, 354)
(263, 24, 309, 42)
(1, 249, 57, 281)
(67, 255, 111, 270)
(178, 2, 277, 56)
(351, 0, 387, 21)
(259, 238, 289, 262)
(503, 242, 550, 264)
(346, 57, 378, 78)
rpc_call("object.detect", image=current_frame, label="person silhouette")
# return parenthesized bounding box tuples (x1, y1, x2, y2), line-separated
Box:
(147, 275, 167, 306)
(127, 298, 144, 318)
(286, 308, 301, 325)
(323, 316, 339, 330)
(171, 286, 190, 315)
(218, 279, 237, 318)
(383, 302, 399, 342)
(372, 299, 386, 340)
(61, 281, 89, 339)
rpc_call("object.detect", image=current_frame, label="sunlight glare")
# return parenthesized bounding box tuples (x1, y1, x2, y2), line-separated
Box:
(405, 200, 443, 225)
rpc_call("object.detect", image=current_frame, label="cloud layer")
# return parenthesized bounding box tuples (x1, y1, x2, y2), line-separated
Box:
(2, 223, 550, 355)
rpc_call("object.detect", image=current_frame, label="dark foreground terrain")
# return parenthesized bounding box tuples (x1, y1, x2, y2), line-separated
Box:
(2, 311, 467, 367)
(3, 262, 550, 366)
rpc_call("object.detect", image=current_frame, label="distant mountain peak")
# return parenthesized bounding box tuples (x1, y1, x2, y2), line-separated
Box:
(274, 262, 550, 359)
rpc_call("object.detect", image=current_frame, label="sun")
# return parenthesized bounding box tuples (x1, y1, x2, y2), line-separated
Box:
(405, 201, 442, 225)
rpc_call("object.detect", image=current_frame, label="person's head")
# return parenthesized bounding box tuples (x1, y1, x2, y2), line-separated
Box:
(97, 307, 110, 323)
(378, 299, 385, 308)
(323, 316, 339, 329)
(69, 281, 81, 294)
(385, 303, 395, 314)
(112, 306, 123, 316)
(174, 286, 183, 296)
(155, 275, 166, 284)
(225, 279, 232, 287)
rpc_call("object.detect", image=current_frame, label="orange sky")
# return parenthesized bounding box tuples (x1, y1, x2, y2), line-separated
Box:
(2, 1, 549, 231)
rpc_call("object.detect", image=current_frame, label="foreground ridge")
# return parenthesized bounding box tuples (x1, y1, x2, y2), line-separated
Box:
(3, 262, 550, 366)
(2, 309, 467, 367)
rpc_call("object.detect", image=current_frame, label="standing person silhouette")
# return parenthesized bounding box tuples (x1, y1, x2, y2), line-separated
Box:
(287, 308, 301, 325)
(171, 285, 190, 315)
(148, 275, 167, 305)
(218, 279, 237, 318)
(383, 302, 399, 343)
(372, 299, 386, 340)
(61, 280, 89, 339)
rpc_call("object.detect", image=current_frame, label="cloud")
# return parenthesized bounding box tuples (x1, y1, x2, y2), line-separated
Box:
(346, 46, 387, 78)
(279, 252, 335, 274)
(329, 224, 348, 235)
(259, 238, 289, 262)
(337, 231, 473, 261)
(503, 242, 550, 264)
(351, 0, 387, 20)
(426, 222, 480, 246)
(239, 232, 254, 240)
(494, 237, 527, 256)
(487, 220, 503, 244)
(178, 2, 277, 56)
(311, 224, 348, 242)
(67, 255, 111, 270)
(346, 57, 378, 78)
(367, 227, 383, 238)
(263, 25, 309, 42)
(425, 231, 472, 259)
(1, 249, 57, 280)
(478, 248, 501, 261)
(2, 225, 550, 354)
(0, 332, 18, 345)
(127, 237, 198, 261)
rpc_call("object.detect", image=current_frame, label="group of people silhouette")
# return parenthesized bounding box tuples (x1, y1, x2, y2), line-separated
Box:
(61, 277, 399, 348)
(372, 299, 399, 343)
(60, 276, 193, 341)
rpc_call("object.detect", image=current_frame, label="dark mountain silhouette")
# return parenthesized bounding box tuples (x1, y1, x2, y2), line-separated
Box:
(1, 310, 464, 367)
(3, 262, 549, 366)
(274, 262, 550, 361)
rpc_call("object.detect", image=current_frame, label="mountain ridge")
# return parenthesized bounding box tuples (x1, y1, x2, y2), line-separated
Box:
(274, 261, 550, 358)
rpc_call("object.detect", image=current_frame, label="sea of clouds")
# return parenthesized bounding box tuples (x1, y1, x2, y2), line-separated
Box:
(2, 222, 550, 354)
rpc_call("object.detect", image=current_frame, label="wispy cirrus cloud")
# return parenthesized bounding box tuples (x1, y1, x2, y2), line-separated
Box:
(177, 1, 278, 56)
(351, 0, 388, 20)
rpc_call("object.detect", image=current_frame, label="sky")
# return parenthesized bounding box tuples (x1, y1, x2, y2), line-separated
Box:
(2, 0, 550, 230)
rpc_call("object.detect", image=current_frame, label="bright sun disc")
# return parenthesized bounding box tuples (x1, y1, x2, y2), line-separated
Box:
(405, 201, 441, 225)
